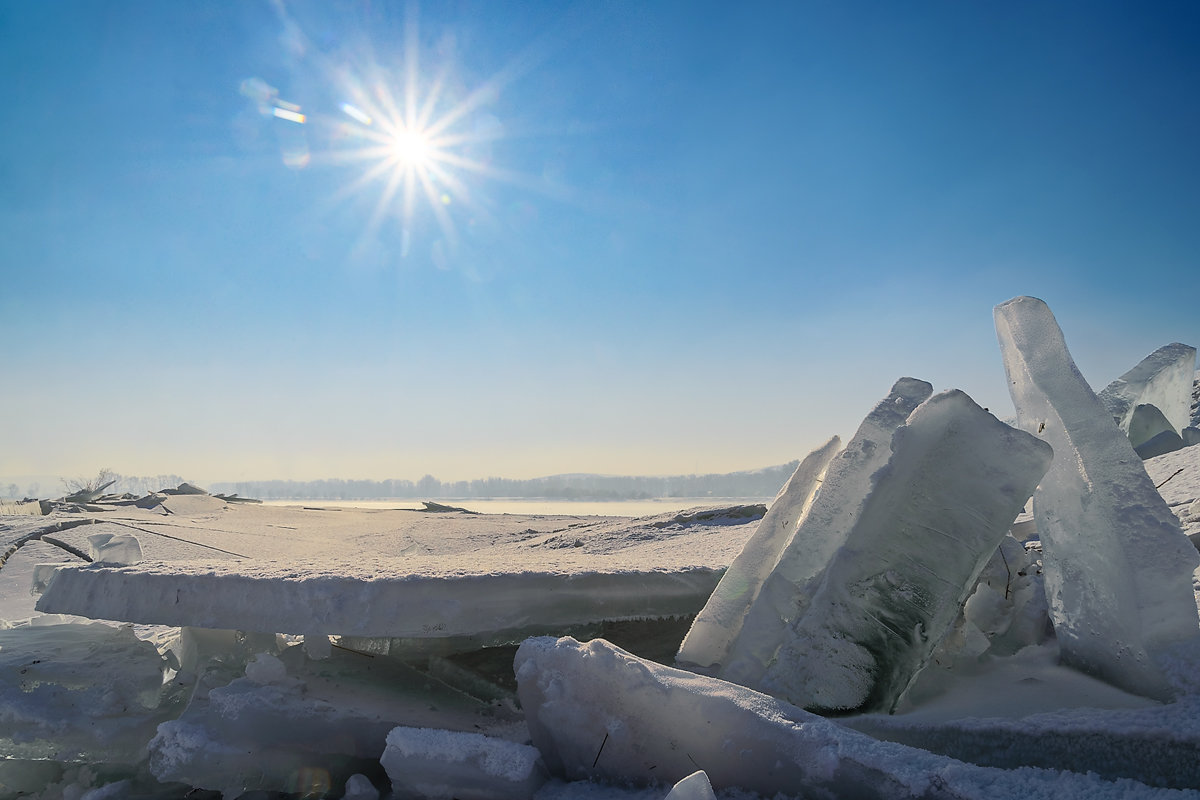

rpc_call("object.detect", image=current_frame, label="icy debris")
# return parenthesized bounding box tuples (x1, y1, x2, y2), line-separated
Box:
(675, 435, 841, 671)
(995, 295, 1200, 700)
(381, 726, 546, 800)
(664, 770, 716, 800)
(343, 772, 381, 800)
(243, 652, 290, 685)
(516, 636, 1186, 799)
(758, 390, 1051, 713)
(1099, 342, 1197, 441)
(86, 532, 141, 566)
(150, 642, 509, 797)
(701, 377, 933, 686)
(0, 621, 172, 762)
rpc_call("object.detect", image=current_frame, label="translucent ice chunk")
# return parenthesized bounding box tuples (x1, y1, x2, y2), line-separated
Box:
(675, 436, 841, 671)
(995, 295, 1200, 700)
(1127, 403, 1176, 450)
(380, 726, 546, 800)
(758, 390, 1051, 713)
(712, 378, 933, 686)
(343, 773, 380, 800)
(86, 532, 141, 566)
(1098, 342, 1196, 439)
(0, 621, 171, 762)
(665, 770, 716, 800)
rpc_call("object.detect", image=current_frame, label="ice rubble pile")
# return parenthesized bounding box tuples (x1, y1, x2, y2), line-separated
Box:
(2, 295, 1200, 799)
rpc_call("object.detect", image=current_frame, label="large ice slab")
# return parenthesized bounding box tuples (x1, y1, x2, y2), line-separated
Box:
(37, 559, 723, 642)
(758, 390, 1051, 713)
(995, 295, 1200, 700)
(515, 636, 1188, 799)
(700, 378, 933, 685)
(675, 435, 841, 671)
(35, 505, 766, 643)
(1098, 342, 1197, 441)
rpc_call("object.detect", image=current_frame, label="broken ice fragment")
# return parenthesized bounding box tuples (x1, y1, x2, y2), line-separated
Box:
(1126, 403, 1177, 451)
(708, 377, 933, 686)
(675, 435, 841, 671)
(1098, 342, 1196, 440)
(86, 532, 141, 565)
(343, 773, 380, 800)
(380, 726, 546, 800)
(0, 621, 173, 762)
(995, 295, 1200, 700)
(759, 390, 1051, 714)
(666, 770, 717, 800)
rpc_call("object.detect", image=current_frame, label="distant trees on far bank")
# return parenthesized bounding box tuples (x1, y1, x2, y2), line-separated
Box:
(210, 462, 800, 502)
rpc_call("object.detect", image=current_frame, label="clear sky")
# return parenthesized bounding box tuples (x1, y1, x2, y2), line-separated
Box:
(3, 1, 1199, 488)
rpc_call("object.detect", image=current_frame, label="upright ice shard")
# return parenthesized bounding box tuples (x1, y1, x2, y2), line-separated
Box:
(758, 390, 1051, 713)
(1098, 342, 1197, 442)
(675, 436, 841, 671)
(994, 296, 1200, 700)
(697, 378, 933, 685)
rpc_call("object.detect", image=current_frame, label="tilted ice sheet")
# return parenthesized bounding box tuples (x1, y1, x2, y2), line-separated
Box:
(759, 390, 1051, 714)
(995, 295, 1200, 700)
(711, 377, 933, 686)
(675, 436, 841, 671)
(1098, 342, 1197, 439)
(515, 636, 1191, 800)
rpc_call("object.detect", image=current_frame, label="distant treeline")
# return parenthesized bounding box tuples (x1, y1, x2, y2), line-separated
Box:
(209, 462, 799, 501)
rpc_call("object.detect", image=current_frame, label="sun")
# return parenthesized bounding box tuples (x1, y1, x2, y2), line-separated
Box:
(258, 4, 539, 261)
(387, 128, 433, 170)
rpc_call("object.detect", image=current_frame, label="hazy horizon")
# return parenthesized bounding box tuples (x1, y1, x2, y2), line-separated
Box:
(4, 2, 1199, 485)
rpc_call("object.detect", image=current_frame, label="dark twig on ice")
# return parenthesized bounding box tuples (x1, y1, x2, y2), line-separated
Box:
(592, 732, 609, 768)
(1156, 468, 1185, 489)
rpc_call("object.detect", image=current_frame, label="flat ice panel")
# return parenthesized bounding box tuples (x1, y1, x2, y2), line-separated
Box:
(36, 559, 723, 642)
(715, 377, 933, 686)
(995, 295, 1200, 700)
(758, 390, 1051, 713)
(675, 436, 841, 671)
(1099, 342, 1196, 437)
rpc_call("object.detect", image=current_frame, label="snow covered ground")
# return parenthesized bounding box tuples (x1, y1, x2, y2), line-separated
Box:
(4, 299, 1200, 799)
(3, 443, 1200, 799)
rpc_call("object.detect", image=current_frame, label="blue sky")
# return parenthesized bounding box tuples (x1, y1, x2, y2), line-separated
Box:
(3, 1, 1199, 486)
